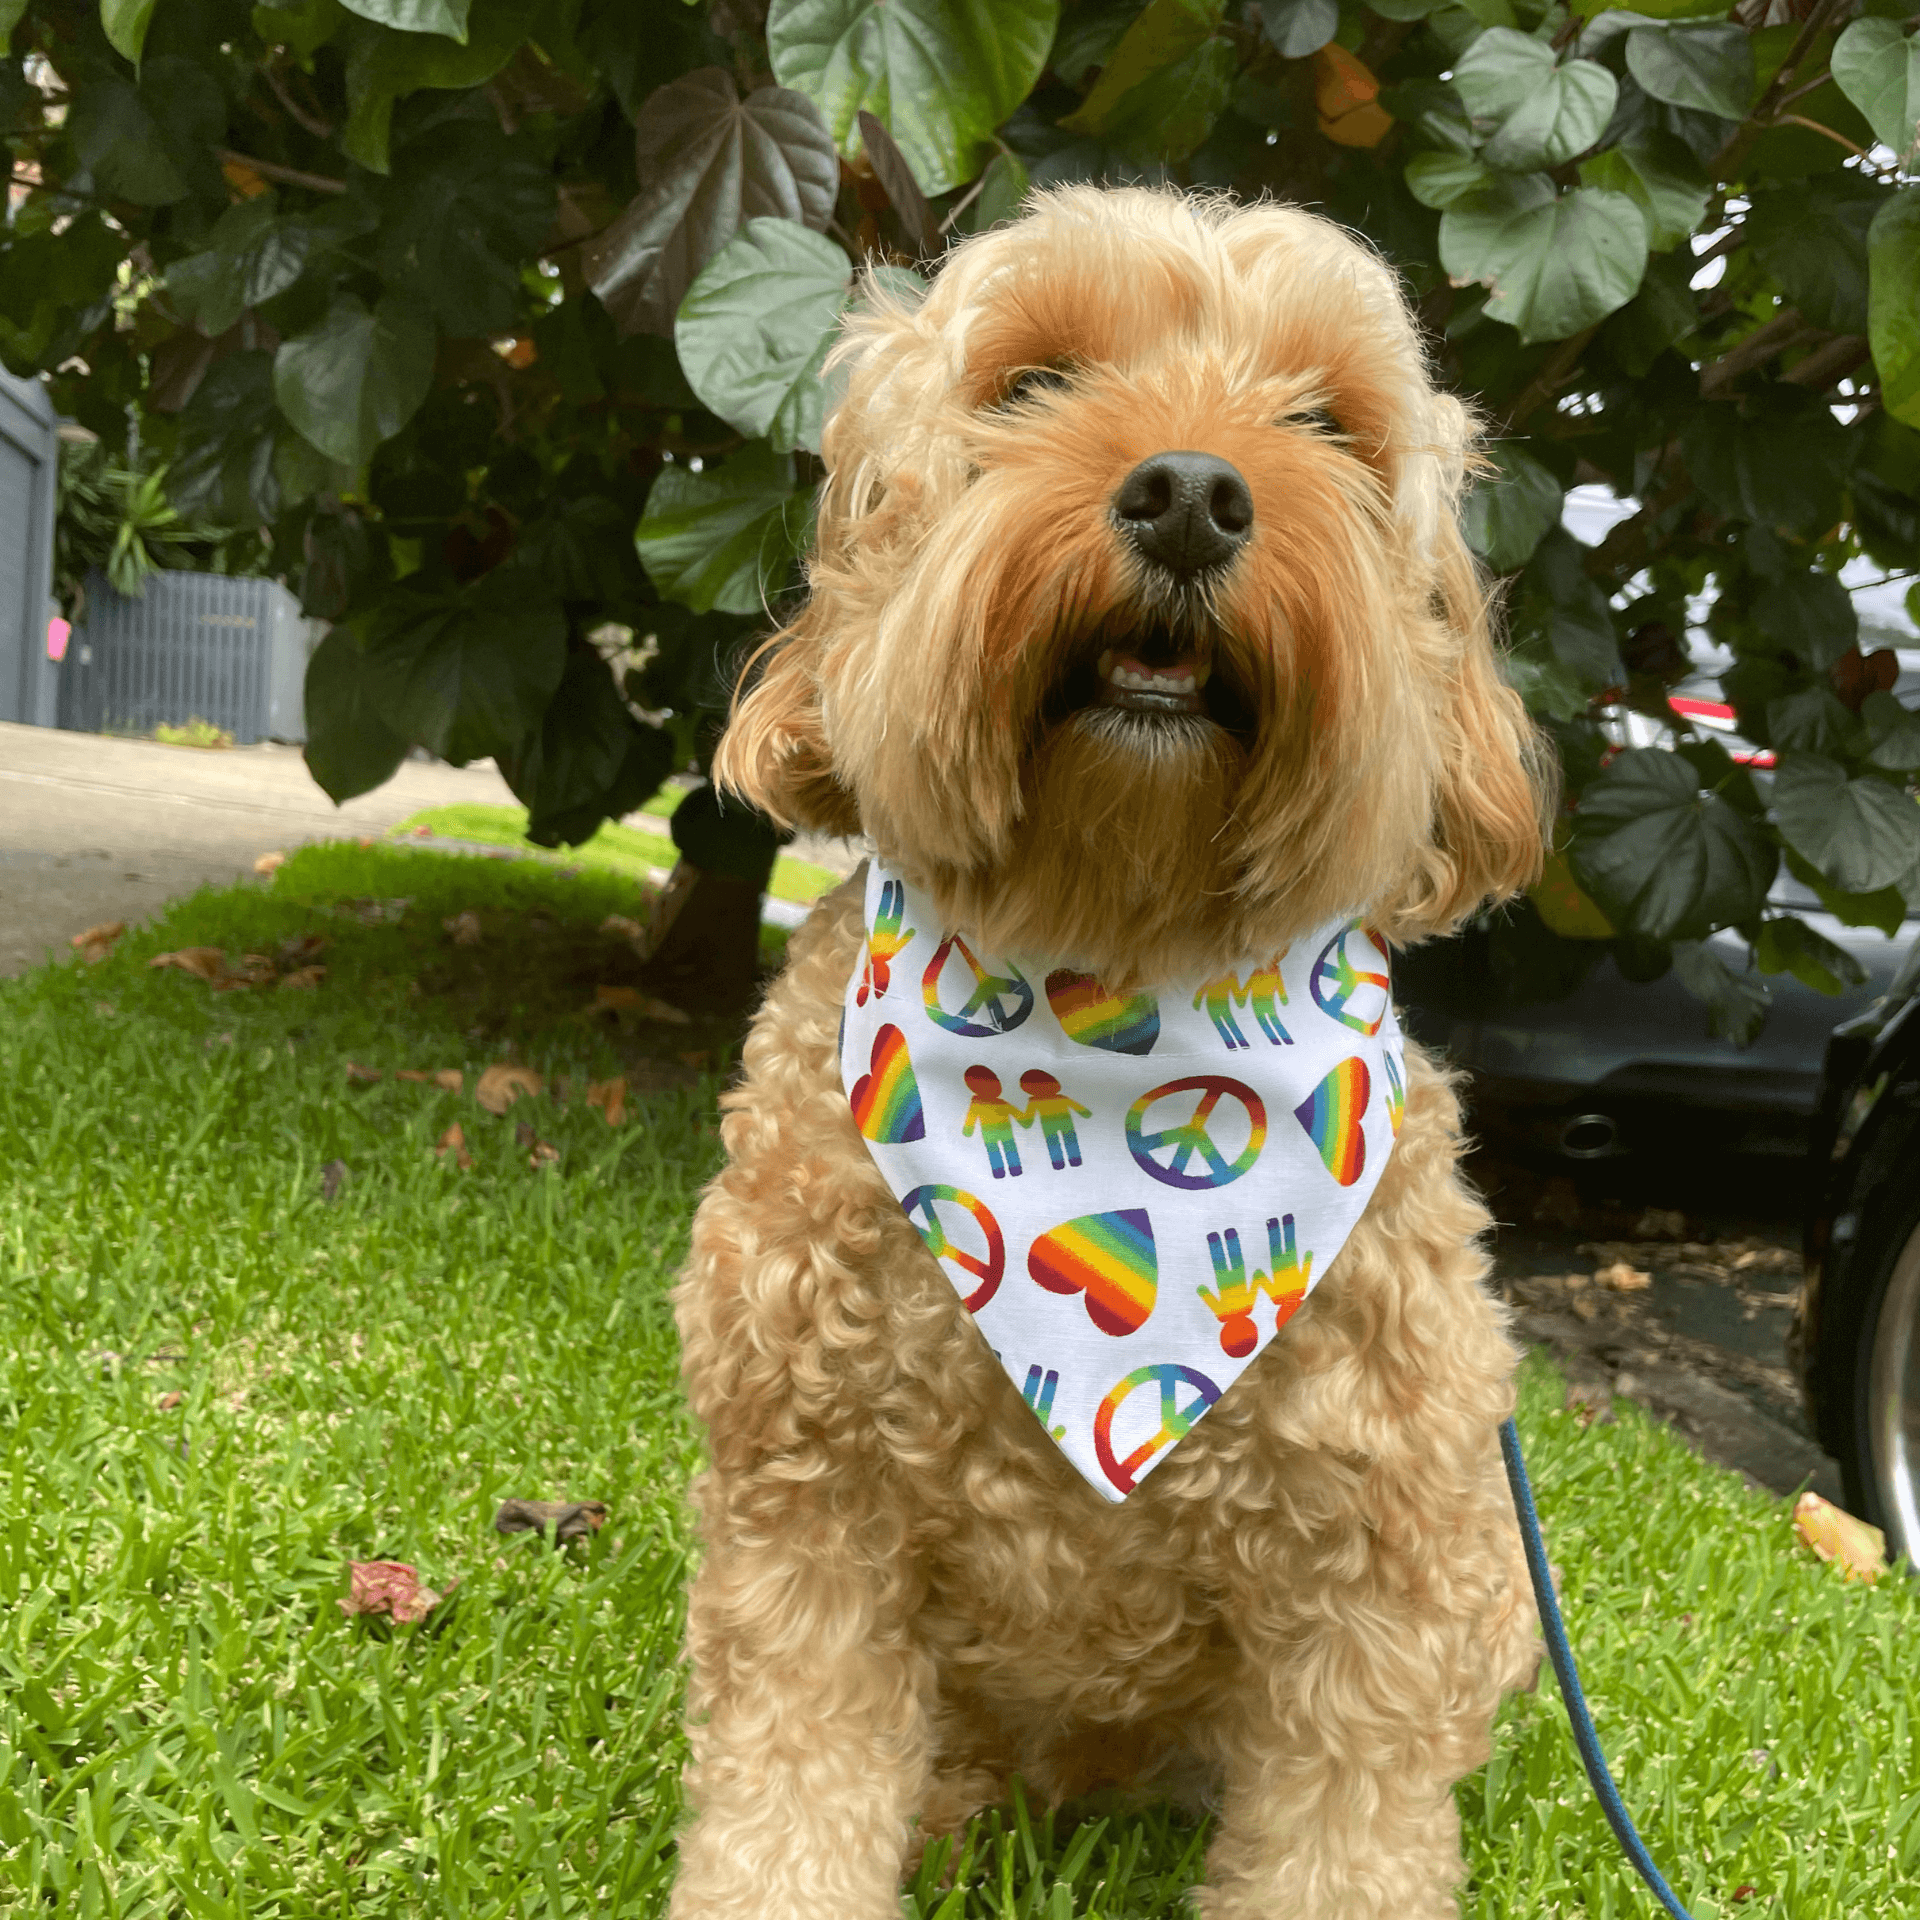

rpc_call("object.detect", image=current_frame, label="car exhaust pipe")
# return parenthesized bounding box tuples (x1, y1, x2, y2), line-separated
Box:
(1559, 1112, 1620, 1160)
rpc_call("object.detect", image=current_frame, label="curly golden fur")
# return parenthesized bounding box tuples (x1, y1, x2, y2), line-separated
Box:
(673, 186, 1551, 1919)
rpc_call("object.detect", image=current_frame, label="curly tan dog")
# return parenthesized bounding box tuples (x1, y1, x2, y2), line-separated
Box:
(672, 185, 1551, 1920)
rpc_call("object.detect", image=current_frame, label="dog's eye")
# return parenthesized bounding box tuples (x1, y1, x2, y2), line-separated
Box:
(1284, 408, 1341, 436)
(996, 364, 1073, 410)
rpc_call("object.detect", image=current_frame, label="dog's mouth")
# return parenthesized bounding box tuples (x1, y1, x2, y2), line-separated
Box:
(1042, 621, 1257, 737)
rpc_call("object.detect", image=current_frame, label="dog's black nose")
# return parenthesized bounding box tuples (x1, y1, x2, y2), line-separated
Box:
(1111, 452, 1253, 577)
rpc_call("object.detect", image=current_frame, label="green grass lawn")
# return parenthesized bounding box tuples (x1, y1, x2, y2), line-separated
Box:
(388, 797, 846, 907)
(3, 844, 1917, 1916)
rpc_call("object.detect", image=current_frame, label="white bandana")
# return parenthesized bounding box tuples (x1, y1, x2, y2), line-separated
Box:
(839, 861, 1407, 1502)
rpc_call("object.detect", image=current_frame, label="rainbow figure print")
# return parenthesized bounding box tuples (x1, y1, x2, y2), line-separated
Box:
(1019, 1068, 1091, 1169)
(1199, 1213, 1314, 1356)
(1191, 954, 1291, 1049)
(1293, 1057, 1370, 1186)
(1044, 970, 1161, 1055)
(857, 877, 914, 1006)
(961, 1065, 1032, 1179)
(1383, 1048, 1406, 1138)
(1021, 1363, 1067, 1442)
(848, 1023, 925, 1143)
(1027, 1208, 1160, 1335)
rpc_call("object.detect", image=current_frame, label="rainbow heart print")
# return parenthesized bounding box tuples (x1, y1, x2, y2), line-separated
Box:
(840, 862, 1406, 1501)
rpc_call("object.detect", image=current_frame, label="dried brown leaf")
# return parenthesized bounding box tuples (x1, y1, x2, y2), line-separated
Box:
(157, 1390, 184, 1410)
(585, 1076, 628, 1127)
(70, 920, 127, 964)
(527, 1140, 559, 1169)
(435, 1122, 474, 1170)
(253, 850, 287, 875)
(1633, 1207, 1688, 1240)
(345, 1062, 384, 1084)
(150, 946, 227, 981)
(339, 1559, 446, 1624)
(593, 983, 692, 1023)
(279, 965, 326, 990)
(319, 1159, 348, 1201)
(1793, 1491, 1887, 1584)
(475, 1064, 544, 1114)
(444, 910, 483, 946)
(396, 1067, 464, 1092)
(493, 1498, 607, 1544)
(1595, 1261, 1652, 1293)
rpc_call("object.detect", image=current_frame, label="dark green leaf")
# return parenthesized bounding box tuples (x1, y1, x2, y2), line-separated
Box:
(1865, 691, 1920, 771)
(1406, 151, 1494, 210)
(1520, 526, 1623, 685)
(165, 195, 321, 337)
(1773, 754, 1920, 895)
(1624, 22, 1752, 120)
(1441, 178, 1649, 345)
(1746, 173, 1887, 336)
(273, 293, 435, 471)
(1754, 915, 1869, 994)
(634, 443, 808, 616)
(66, 77, 187, 204)
(1463, 440, 1564, 572)
(302, 624, 411, 803)
(500, 649, 676, 846)
(1569, 745, 1777, 939)
(1260, 0, 1337, 60)
(1381, 78, 1474, 154)
(1672, 940, 1771, 1044)
(675, 219, 850, 455)
(1576, 131, 1706, 252)
(1078, 33, 1236, 163)
(1783, 845, 1907, 935)
(252, 0, 348, 59)
(1831, 18, 1920, 163)
(584, 68, 838, 338)
(356, 582, 568, 764)
(338, 0, 470, 35)
(1766, 686, 1860, 756)
(768, 0, 1059, 194)
(1750, 568, 1857, 671)
(340, 0, 532, 172)
(1869, 188, 1920, 431)
(967, 149, 1030, 231)
(1452, 31, 1616, 171)
(1681, 389, 1853, 534)
(101, 0, 159, 65)
(375, 123, 555, 336)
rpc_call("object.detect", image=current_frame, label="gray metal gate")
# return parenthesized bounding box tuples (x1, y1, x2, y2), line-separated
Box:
(58, 569, 319, 744)
(0, 369, 58, 728)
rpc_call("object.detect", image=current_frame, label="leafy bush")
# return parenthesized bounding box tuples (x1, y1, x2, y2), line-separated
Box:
(3, 0, 1917, 1029)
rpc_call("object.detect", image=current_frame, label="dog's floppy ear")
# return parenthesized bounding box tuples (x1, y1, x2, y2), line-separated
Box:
(710, 627, 862, 838)
(1388, 404, 1556, 937)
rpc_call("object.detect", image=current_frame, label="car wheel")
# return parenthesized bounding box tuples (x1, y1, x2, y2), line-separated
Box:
(1845, 1202, 1920, 1568)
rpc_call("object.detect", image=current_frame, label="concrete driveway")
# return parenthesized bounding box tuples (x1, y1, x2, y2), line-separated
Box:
(0, 721, 520, 977)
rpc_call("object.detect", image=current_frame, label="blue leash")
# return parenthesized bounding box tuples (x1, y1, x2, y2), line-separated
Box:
(1499, 1417, 1694, 1920)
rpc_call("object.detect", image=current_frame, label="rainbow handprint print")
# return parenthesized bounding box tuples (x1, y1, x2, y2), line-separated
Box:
(1198, 1213, 1313, 1356)
(857, 878, 914, 1006)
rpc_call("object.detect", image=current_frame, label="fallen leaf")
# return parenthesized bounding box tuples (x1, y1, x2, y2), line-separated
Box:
(475, 1063, 544, 1114)
(585, 1076, 628, 1127)
(444, 910, 483, 946)
(528, 1140, 559, 1169)
(412, 824, 432, 837)
(279, 965, 326, 990)
(493, 1498, 607, 1545)
(253, 850, 286, 875)
(345, 1062, 384, 1084)
(1595, 1261, 1652, 1292)
(600, 913, 647, 943)
(150, 946, 227, 981)
(319, 1159, 348, 1201)
(69, 920, 126, 965)
(435, 1122, 473, 1169)
(157, 1390, 183, 1410)
(397, 1067, 464, 1092)
(276, 933, 330, 967)
(593, 983, 692, 1023)
(514, 1118, 537, 1148)
(1633, 1207, 1687, 1241)
(1531, 1176, 1582, 1230)
(339, 1559, 446, 1624)
(1793, 1491, 1887, 1584)
(1315, 44, 1392, 147)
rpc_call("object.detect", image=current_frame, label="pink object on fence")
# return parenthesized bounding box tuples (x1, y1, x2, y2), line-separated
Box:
(46, 617, 69, 662)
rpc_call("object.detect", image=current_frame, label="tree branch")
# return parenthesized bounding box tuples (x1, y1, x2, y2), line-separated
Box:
(1504, 325, 1599, 432)
(1698, 307, 1819, 395)
(216, 149, 347, 195)
(1781, 334, 1871, 391)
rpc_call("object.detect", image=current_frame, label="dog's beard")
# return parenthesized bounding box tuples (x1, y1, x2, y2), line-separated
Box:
(942, 707, 1248, 988)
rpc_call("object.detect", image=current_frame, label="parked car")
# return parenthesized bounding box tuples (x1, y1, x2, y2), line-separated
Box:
(1395, 877, 1919, 1164)
(1799, 941, 1920, 1565)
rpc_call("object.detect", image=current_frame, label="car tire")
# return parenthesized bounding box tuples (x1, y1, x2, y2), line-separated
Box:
(1837, 1196, 1920, 1568)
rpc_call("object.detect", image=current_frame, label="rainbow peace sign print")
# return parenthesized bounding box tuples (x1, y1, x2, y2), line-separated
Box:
(902, 1184, 1005, 1312)
(1093, 1364, 1222, 1495)
(1310, 924, 1392, 1036)
(1124, 1076, 1267, 1190)
(923, 934, 1034, 1037)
